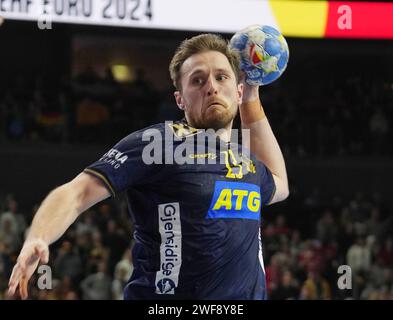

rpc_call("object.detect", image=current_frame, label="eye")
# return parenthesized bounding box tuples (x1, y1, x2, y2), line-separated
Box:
(216, 74, 228, 81)
(192, 77, 204, 85)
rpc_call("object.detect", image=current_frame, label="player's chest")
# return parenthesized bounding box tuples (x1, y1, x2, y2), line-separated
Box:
(159, 155, 262, 213)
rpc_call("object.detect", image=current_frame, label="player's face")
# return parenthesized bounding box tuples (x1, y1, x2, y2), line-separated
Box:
(174, 50, 243, 130)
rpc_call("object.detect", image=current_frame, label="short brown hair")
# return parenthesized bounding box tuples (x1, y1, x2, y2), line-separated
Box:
(169, 34, 241, 90)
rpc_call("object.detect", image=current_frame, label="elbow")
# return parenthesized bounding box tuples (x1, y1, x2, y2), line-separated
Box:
(282, 179, 290, 200)
(283, 181, 290, 200)
(270, 175, 290, 204)
(277, 180, 290, 202)
(283, 187, 290, 201)
(277, 186, 290, 202)
(269, 185, 289, 205)
(278, 175, 290, 201)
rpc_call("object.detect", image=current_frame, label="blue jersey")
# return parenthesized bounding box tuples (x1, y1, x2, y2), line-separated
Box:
(84, 120, 276, 300)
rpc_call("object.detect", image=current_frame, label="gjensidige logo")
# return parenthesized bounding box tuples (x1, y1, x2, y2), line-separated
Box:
(156, 278, 176, 294)
(155, 203, 182, 295)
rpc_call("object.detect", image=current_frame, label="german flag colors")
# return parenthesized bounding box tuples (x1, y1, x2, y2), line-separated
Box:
(269, 1, 393, 39)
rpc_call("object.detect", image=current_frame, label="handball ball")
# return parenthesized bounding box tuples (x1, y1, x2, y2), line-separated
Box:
(229, 25, 289, 86)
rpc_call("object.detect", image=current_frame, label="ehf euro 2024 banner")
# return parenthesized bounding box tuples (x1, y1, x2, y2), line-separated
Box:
(0, 0, 392, 39)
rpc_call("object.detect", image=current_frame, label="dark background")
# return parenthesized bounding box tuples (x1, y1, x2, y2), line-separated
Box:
(0, 19, 392, 300)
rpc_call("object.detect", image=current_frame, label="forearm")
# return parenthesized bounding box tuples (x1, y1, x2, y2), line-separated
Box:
(26, 182, 83, 245)
(244, 118, 287, 179)
(240, 87, 288, 184)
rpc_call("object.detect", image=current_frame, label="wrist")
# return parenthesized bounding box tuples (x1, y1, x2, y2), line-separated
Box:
(25, 236, 49, 246)
(241, 84, 259, 103)
(240, 100, 266, 125)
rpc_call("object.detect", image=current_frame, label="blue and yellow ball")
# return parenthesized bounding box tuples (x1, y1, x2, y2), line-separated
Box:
(230, 25, 289, 86)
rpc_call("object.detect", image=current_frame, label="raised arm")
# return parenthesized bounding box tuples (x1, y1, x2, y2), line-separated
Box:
(8, 172, 110, 299)
(239, 83, 289, 204)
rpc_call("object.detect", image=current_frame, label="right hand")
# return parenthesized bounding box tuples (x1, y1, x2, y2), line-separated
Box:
(7, 239, 49, 300)
(239, 72, 260, 102)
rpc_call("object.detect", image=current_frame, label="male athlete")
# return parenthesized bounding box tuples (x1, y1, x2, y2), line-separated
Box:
(8, 34, 288, 300)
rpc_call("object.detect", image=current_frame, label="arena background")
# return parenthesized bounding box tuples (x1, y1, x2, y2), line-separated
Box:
(0, 0, 392, 300)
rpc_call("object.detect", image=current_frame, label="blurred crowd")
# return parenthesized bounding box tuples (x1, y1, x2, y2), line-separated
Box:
(263, 186, 393, 300)
(0, 187, 392, 300)
(0, 68, 182, 147)
(262, 75, 392, 157)
(0, 194, 134, 300)
(0, 68, 391, 157)
(1, 53, 392, 300)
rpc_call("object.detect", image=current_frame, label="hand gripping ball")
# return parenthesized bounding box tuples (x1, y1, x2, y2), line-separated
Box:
(229, 25, 289, 86)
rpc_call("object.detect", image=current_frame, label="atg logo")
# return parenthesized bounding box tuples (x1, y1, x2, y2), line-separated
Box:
(207, 181, 261, 220)
(156, 278, 176, 294)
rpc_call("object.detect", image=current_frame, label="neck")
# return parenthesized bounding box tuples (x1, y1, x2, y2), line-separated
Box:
(184, 116, 233, 143)
(217, 123, 233, 143)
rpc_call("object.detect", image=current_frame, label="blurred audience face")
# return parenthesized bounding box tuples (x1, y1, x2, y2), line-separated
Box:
(7, 199, 18, 213)
(61, 240, 72, 254)
(282, 270, 293, 287)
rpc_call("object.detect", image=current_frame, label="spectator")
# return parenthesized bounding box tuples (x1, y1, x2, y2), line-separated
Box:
(346, 236, 372, 275)
(112, 249, 134, 300)
(102, 220, 129, 274)
(300, 271, 331, 300)
(80, 261, 112, 300)
(377, 237, 393, 267)
(316, 210, 338, 244)
(0, 197, 26, 239)
(0, 216, 21, 254)
(369, 107, 390, 154)
(270, 270, 300, 300)
(53, 240, 83, 283)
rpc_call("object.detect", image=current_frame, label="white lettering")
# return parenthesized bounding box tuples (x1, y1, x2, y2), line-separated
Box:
(156, 203, 182, 294)
(37, 265, 52, 290)
(337, 265, 352, 289)
(37, 13, 52, 30)
(337, 5, 352, 30)
(148, 304, 182, 317)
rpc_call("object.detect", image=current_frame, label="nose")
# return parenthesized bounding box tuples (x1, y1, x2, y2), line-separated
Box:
(205, 75, 218, 96)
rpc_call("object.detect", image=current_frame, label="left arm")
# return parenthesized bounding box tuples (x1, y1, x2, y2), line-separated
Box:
(239, 84, 289, 204)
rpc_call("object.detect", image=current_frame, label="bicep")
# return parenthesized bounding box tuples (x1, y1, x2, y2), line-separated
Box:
(69, 172, 111, 213)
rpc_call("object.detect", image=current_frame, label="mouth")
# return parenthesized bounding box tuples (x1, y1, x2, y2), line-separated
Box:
(207, 101, 226, 109)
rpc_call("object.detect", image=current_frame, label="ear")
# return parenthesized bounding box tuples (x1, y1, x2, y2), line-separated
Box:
(237, 83, 244, 105)
(174, 91, 185, 110)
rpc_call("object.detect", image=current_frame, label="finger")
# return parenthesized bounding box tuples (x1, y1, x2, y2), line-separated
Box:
(8, 282, 19, 296)
(8, 280, 19, 296)
(10, 255, 36, 291)
(8, 265, 19, 288)
(17, 255, 28, 272)
(8, 265, 23, 295)
(19, 277, 29, 300)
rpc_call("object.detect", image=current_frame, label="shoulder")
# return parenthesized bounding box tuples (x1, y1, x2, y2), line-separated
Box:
(118, 119, 194, 146)
(121, 122, 167, 142)
(112, 122, 170, 151)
